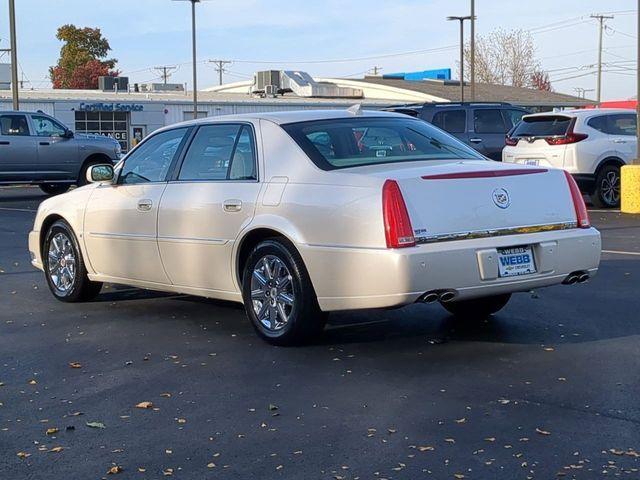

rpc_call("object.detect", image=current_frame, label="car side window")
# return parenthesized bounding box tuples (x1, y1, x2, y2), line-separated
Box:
(474, 109, 507, 134)
(431, 110, 466, 133)
(587, 116, 608, 133)
(31, 115, 67, 137)
(0, 114, 29, 136)
(607, 114, 636, 136)
(119, 128, 188, 185)
(179, 124, 256, 181)
(503, 109, 526, 129)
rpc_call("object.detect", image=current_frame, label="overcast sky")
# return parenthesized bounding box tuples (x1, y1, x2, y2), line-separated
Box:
(0, 0, 636, 101)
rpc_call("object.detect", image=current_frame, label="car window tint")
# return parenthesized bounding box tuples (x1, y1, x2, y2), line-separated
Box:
(432, 110, 466, 133)
(587, 116, 608, 133)
(282, 117, 484, 171)
(511, 116, 572, 137)
(31, 115, 66, 137)
(503, 109, 526, 129)
(0, 114, 29, 136)
(229, 126, 257, 180)
(120, 128, 188, 185)
(608, 114, 636, 136)
(473, 109, 506, 134)
(179, 124, 241, 181)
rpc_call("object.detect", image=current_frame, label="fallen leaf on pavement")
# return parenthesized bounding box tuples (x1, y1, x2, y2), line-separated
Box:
(17, 452, 31, 459)
(68, 362, 82, 369)
(536, 428, 551, 436)
(49, 446, 64, 453)
(107, 466, 123, 474)
(86, 422, 106, 429)
(136, 401, 153, 409)
(46, 427, 59, 435)
(418, 446, 435, 452)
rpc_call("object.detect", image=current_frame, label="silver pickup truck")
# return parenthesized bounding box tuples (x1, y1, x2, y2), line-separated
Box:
(0, 110, 121, 195)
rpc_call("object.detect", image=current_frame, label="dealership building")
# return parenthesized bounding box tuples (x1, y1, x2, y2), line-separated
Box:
(0, 70, 594, 153)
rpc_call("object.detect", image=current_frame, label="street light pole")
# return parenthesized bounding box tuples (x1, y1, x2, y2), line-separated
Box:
(8, 0, 19, 110)
(447, 15, 472, 103)
(469, 0, 475, 102)
(636, 0, 639, 164)
(190, 0, 198, 119)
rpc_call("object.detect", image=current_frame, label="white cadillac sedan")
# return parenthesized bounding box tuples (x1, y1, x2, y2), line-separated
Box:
(29, 109, 601, 345)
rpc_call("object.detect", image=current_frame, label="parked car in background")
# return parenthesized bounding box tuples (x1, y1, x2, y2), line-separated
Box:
(385, 102, 529, 161)
(0, 110, 121, 195)
(29, 109, 601, 345)
(503, 109, 637, 208)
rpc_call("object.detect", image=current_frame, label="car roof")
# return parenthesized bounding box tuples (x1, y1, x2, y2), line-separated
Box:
(523, 108, 636, 120)
(0, 110, 48, 115)
(169, 108, 407, 129)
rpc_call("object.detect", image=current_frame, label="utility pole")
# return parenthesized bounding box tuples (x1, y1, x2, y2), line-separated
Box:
(591, 14, 614, 105)
(636, 0, 639, 165)
(209, 60, 232, 85)
(8, 0, 19, 110)
(369, 66, 382, 76)
(154, 65, 177, 84)
(447, 15, 472, 102)
(469, 0, 475, 101)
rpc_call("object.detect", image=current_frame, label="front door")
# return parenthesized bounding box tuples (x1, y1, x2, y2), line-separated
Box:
(0, 113, 37, 182)
(607, 113, 637, 162)
(30, 114, 79, 181)
(471, 108, 509, 161)
(158, 123, 261, 293)
(83, 127, 190, 284)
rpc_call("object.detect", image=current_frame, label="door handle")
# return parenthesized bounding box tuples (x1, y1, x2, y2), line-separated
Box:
(39, 141, 50, 146)
(137, 199, 153, 212)
(223, 199, 242, 212)
(0, 141, 9, 145)
(469, 138, 483, 143)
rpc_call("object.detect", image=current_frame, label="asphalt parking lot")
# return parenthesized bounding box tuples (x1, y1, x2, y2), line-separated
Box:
(1, 186, 639, 480)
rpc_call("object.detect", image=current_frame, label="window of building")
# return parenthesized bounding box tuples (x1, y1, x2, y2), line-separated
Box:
(0, 114, 29, 136)
(75, 111, 129, 152)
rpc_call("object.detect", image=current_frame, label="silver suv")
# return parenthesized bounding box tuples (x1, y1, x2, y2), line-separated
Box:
(0, 111, 121, 195)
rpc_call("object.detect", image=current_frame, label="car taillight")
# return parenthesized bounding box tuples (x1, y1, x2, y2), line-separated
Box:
(505, 136, 519, 146)
(563, 170, 590, 228)
(382, 179, 416, 248)
(545, 118, 588, 145)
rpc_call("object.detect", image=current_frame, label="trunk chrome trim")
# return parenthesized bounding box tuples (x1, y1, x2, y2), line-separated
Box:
(414, 222, 579, 244)
(421, 168, 548, 180)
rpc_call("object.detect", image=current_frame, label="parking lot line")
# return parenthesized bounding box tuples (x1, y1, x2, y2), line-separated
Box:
(602, 249, 640, 256)
(0, 207, 37, 213)
(589, 209, 621, 213)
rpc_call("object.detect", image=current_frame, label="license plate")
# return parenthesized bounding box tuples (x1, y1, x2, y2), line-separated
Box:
(497, 246, 536, 277)
(523, 159, 539, 166)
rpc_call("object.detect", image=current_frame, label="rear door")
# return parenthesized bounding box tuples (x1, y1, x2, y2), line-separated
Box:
(0, 113, 37, 182)
(30, 114, 78, 181)
(606, 113, 637, 163)
(158, 122, 261, 293)
(470, 108, 509, 161)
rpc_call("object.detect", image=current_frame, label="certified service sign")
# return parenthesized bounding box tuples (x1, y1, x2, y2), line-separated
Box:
(492, 188, 511, 209)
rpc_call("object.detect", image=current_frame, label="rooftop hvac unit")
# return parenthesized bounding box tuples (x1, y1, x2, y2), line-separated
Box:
(253, 70, 281, 94)
(99, 76, 129, 92)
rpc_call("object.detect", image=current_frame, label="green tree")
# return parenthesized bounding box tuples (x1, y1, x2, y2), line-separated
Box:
(49, 25, 118, 89)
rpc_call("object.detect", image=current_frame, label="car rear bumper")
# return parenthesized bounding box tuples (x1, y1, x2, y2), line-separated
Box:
(301, 227, 601, 311)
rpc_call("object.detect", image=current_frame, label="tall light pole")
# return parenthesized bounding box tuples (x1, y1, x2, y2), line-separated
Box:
(8, 0, 19, 110)
(174, 0, 205, 119)
(469, 0, 475, 102)
(636, 0, 639, 162)
(447, 15, 472, 102)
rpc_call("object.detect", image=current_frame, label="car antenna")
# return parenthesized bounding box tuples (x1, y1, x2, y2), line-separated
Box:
(347, 104, 363, 116)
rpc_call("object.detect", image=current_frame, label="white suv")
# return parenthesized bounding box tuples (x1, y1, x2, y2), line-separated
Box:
(503, 109, 637, 208)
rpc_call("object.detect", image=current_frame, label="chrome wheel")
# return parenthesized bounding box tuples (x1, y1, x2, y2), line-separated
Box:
(601, 170, 620, 205)
(250, 255, 294, 331)
(47, 232, 76, 295)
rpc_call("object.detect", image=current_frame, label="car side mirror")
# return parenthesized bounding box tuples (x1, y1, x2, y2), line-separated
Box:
(87, 164, 115, 184)
(63, 129, 74, 138)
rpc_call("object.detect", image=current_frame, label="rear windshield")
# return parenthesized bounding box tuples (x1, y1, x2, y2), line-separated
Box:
(511, 115, 572, 137)
(282, 117, 484, 170)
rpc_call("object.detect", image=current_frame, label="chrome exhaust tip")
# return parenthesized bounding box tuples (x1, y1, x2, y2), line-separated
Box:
(577, 273, 589, 283)
(563, 274, 578, 285)
(420, 292, 440, 304)
(439, 291, 456, 303)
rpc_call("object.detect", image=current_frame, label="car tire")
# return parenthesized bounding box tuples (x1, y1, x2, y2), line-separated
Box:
(43, 220, 103, 302)
(441, 293, 511, 318)
(39, 184, 70, 195)
(591, 164, 621, 209)
(242, 239, 326, 346)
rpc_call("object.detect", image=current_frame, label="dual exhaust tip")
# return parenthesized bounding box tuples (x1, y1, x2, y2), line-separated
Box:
(563, 270, 590, 285)
(420, 289, 457, 304)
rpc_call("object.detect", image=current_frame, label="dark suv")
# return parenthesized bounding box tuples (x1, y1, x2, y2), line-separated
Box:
(0, 111, 121, 195)
(385, 102, 529, 161)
